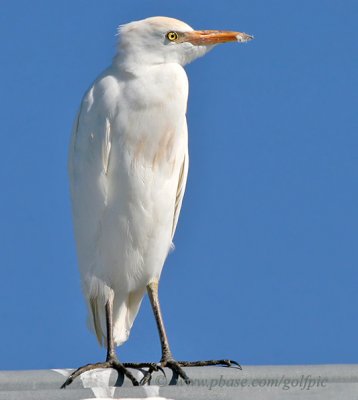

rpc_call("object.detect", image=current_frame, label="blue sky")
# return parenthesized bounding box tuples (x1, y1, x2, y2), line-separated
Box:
(0, 0, 357, 371)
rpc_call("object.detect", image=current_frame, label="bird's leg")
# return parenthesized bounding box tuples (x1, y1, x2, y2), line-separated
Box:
(105, 297, 117, 362)
(147, 281, 173, 362)
(147, 280, 241, 385)
(147, 280, 191, 383)
(61, 298, 139, 389)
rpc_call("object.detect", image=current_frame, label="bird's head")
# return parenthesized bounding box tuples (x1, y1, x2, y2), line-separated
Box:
(116, 16, 253, 68)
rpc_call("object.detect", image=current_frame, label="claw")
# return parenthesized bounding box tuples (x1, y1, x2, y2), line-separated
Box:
(112, 363, 139, 386)
(156, 365, 166, 377)
(61, 379, 71, 389)
(140, 371, 152, 386)
(165, 360, 191, 385)
(228, 360, 242, 369)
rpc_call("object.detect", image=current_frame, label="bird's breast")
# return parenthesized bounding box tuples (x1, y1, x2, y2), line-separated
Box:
(129, 127, 178, 172)
(114, 64, 189, 172)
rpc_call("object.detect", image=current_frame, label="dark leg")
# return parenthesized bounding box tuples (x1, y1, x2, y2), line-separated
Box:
(61, 298, 139, 388)
(147, 281, 173, 363)
(146, 281, 241, 385)
(105, 298, 117, 361)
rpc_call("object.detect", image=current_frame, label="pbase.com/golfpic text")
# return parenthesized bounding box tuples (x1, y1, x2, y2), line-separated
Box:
(155, 374, 328, 391)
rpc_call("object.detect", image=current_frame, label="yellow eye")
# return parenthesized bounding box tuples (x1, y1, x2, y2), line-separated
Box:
(166, 31, 178, 41)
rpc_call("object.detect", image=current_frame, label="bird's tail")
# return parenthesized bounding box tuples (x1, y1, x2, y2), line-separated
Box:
(87, 279, 145, 346)
(112, 288, 146, 345)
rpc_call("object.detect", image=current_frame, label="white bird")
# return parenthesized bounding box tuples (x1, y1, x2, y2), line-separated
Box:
(63, 16, 253, 388)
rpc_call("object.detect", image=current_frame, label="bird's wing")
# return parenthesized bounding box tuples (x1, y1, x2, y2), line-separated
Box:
(171, 141, 189, 240)
(68, 74, 119, 344)
(68, 74, 118, 275)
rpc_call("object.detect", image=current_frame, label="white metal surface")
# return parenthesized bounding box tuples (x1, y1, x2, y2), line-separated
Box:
(1, 364, 357, 399)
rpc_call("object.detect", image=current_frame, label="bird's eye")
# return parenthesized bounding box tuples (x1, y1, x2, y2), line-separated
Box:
(166, 31, 178, 41)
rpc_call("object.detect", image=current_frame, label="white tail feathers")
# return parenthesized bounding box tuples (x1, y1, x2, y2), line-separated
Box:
(112, 287, 146, 345)
(86, 277, 146, 346)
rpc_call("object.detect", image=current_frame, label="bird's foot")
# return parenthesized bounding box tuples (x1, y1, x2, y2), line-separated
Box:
(162, 358, 241, 385)
(61, 357, 140, 389)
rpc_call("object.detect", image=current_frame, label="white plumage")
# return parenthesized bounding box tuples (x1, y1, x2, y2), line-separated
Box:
(69, 17, 194, 346)
(68, 16, 252, 349)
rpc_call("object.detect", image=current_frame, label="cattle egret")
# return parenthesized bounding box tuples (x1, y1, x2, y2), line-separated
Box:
(63, 16, 253, 388)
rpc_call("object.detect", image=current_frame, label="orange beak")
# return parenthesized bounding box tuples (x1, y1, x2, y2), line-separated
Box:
(182, 30, 254, 45)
